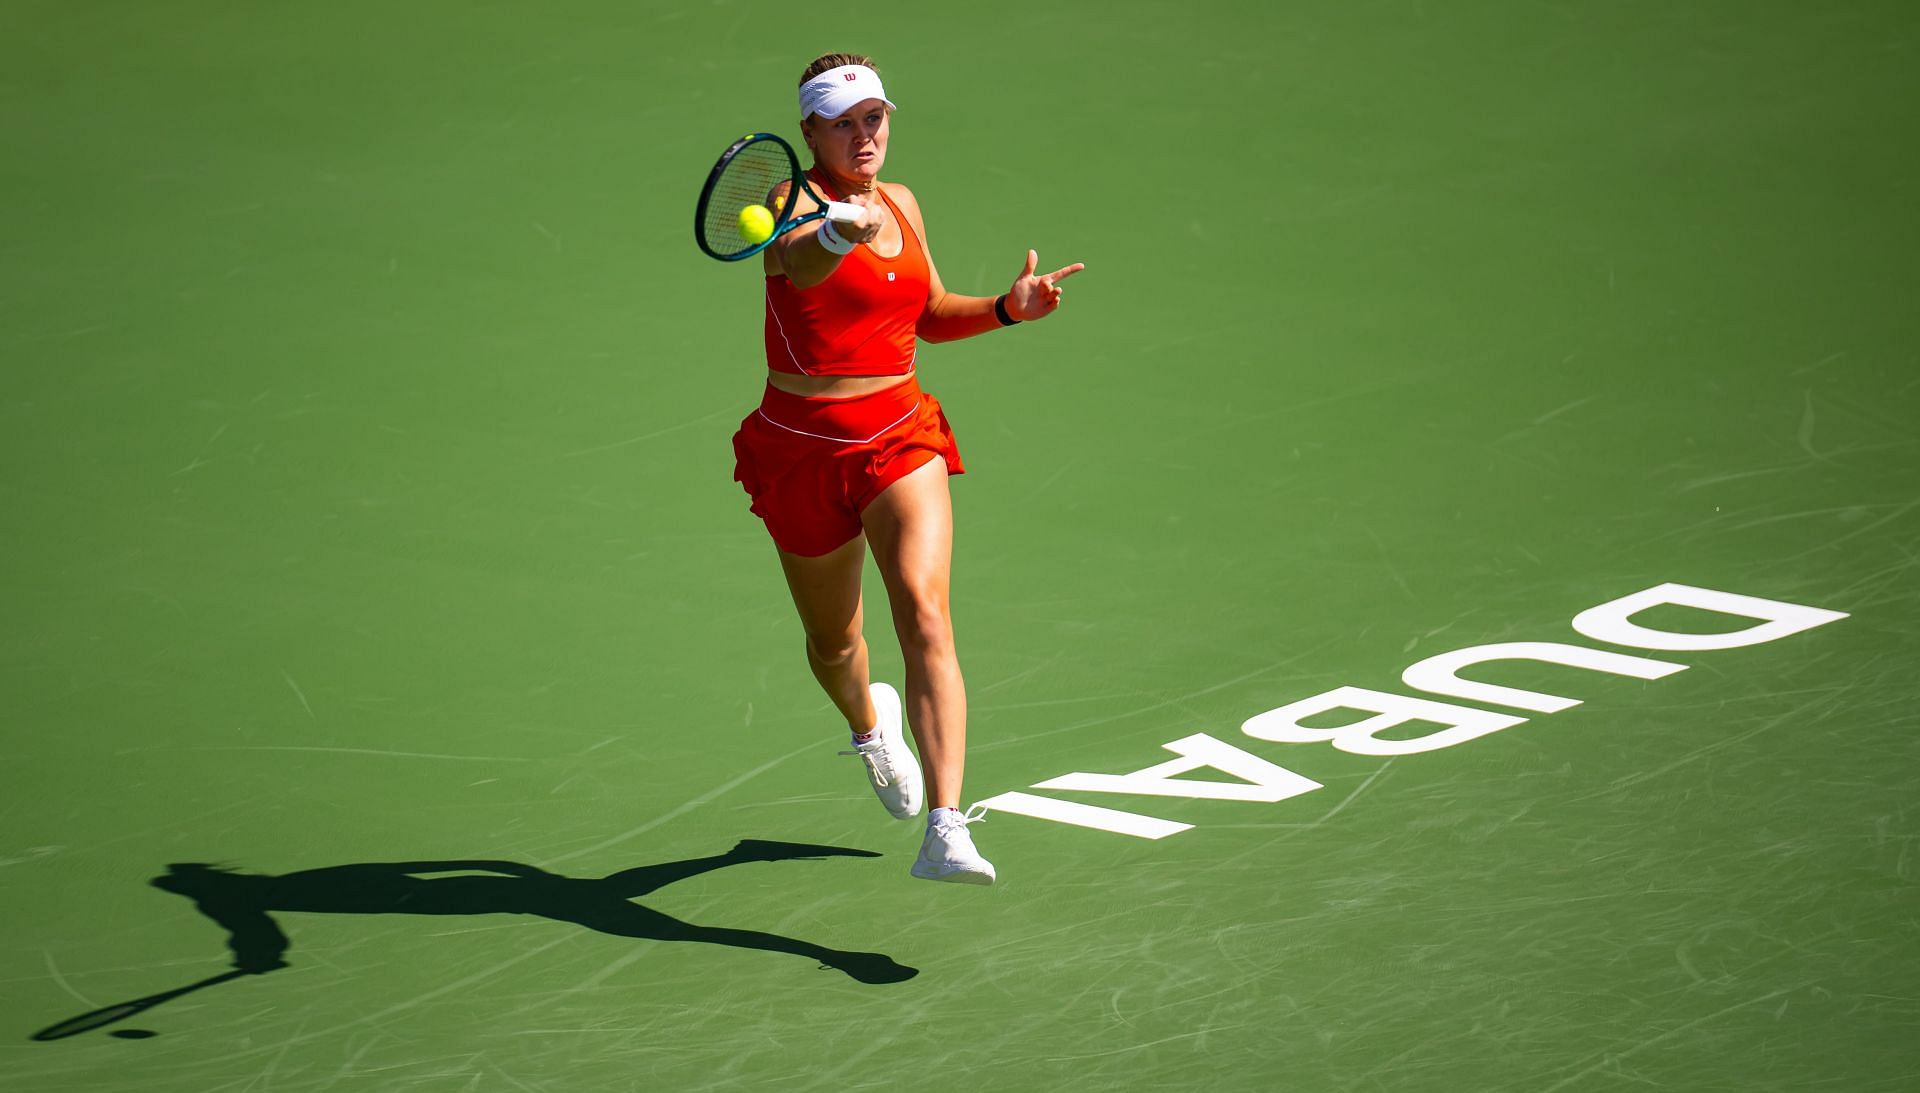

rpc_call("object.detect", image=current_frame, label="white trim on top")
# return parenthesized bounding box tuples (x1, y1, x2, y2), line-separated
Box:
(765, 293, 811, 375)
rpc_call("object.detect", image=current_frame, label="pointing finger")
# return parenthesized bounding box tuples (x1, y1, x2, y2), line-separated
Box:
(1047, 263, 1086, 282)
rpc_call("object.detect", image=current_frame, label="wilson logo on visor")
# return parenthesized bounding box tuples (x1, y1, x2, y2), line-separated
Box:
(844, 73, 857, 81)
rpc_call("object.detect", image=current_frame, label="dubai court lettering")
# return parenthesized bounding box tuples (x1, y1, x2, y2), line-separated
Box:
(979, 583, 1849, 838)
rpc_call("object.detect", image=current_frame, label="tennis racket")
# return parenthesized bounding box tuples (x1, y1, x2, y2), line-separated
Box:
(694, 133, 862, 262)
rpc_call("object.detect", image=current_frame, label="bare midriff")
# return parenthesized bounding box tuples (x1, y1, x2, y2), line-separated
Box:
(766, 370, 916, 398)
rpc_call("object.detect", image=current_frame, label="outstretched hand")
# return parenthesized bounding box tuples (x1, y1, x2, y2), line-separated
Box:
(1005, 250, 1085, 321)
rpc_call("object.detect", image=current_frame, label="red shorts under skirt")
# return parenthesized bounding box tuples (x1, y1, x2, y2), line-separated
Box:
(731, 376, 964, 557)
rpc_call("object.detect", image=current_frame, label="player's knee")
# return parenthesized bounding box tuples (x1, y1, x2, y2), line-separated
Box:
(894, 598, 953, 654)
(805, 630, 862, 666)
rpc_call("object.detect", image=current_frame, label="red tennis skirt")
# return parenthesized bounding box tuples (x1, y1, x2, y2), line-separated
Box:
(731, 376, 964, 557)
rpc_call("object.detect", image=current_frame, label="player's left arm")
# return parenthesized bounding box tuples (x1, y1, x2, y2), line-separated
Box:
(888, 183, 1085, 344)
(392, 860, 558, 878)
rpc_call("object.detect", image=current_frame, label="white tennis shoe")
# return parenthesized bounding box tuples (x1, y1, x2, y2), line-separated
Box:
(841, 682, 923, 820)
(910, 804, 995, 885)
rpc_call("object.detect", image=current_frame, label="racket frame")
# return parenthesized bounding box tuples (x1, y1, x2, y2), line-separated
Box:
(694, 132, 862, 262)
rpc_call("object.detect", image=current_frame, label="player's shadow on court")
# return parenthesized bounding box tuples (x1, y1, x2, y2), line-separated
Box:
(31, 839, 914, 1041)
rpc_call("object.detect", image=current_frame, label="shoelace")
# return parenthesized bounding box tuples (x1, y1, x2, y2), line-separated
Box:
(934, 802, 990, 833)
(839, 741, 892, 788)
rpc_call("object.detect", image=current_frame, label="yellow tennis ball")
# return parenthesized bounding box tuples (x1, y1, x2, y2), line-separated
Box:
(737, 204, 775, 245)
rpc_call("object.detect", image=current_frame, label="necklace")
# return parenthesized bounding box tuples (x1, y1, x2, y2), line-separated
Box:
(813, 167, 877, 197)
(825, 170, 875, 194)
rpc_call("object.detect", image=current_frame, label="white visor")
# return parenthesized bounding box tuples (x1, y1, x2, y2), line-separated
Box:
(799, 64, 897, 120)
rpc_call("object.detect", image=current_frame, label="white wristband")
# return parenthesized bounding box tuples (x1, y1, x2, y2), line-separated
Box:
(816, 218, 856, 255)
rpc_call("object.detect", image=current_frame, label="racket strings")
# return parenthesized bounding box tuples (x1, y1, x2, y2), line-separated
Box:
(701, 140, 792, 258)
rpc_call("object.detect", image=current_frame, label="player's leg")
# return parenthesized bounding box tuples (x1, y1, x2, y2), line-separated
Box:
(600, 840, 879, 899)
(776, 533, 875, 734)
(780, 532, 923, 819)
(862, 456, 993, 883)
(558, 900, 915, 984)
(860, 456, 964, 808)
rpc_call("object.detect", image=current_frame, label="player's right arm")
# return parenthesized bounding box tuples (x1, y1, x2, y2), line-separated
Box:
(194, 900, 291, 973)
(762, 186, 884, 289)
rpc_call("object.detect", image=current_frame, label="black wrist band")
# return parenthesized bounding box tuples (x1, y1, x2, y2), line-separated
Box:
(993, 294, 1021, 327)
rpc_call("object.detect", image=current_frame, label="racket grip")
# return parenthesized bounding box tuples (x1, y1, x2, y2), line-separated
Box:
(824, 201, 863, 224)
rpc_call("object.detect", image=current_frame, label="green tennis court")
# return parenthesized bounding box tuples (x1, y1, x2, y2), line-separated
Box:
(5, 2, 1916, 1089)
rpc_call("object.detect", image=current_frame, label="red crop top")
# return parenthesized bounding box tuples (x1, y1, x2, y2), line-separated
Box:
(764, 173, 930, 376)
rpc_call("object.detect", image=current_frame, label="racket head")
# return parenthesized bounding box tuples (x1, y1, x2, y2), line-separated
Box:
(30, 969, 249, 1040)
(32, 1000, 153, 1041)
(694, 133, 804, 262)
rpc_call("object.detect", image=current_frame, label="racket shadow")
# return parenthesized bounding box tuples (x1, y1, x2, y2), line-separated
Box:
(30, 839, 913, 1042)
(30, 970, 247, 1041)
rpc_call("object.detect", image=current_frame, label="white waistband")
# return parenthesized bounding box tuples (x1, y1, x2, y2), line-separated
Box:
(754, 402, 919, 445)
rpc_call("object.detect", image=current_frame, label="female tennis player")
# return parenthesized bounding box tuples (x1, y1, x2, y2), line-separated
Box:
(731, 54, 1083, 884)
